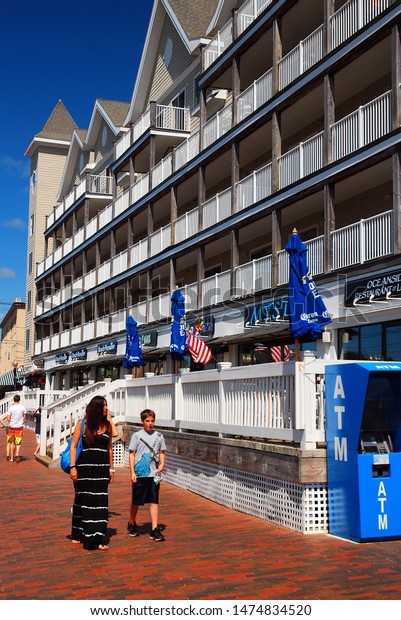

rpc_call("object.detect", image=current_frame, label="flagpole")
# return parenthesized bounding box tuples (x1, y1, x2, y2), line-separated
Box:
(295, 337, 300, 362)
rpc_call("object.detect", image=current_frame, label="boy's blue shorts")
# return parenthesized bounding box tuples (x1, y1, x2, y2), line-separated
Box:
(132, 477, 160, 505)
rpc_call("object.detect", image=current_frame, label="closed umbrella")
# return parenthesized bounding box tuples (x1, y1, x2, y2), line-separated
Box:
(285, 229, 331, 355)
(170, 288, 186, 361)
(123, 316, 146, 369)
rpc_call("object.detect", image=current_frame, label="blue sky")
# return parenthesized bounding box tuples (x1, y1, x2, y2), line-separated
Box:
(0, 0, 153, 321)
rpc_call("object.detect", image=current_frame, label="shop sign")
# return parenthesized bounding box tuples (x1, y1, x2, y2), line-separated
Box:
(71, 348, 87, 361)
(345, 270, 401, 307)
(55, 352, 69, 364)
(244, 299, 289, 327)
(97, 340, 117, 355)
(186, 316, 214, 337)
(140, 331, 158, 347)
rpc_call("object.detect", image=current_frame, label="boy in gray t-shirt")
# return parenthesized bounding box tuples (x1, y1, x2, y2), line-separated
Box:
(127, 409, 166, 542)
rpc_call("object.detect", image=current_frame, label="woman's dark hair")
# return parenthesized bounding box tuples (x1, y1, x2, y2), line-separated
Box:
(84, 396, 108, 445)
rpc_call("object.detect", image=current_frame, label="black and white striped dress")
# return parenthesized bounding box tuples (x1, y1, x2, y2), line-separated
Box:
(71, 430, 110, 549)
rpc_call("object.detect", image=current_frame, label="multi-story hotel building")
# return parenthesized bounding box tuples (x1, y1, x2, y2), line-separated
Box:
(29, 0, 401, 390)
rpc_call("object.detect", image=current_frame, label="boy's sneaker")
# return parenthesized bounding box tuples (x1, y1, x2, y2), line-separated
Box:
(127, 521, 138, 537)
(149, 527, 165, 542)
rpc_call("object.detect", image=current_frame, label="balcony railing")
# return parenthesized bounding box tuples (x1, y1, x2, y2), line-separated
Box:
(175, 207, 199, 244)
(150, 224, 171, 256)
(202, 187, 231, 229)
(235, 255, 273, 295)
(331, 210, 393, 270)
(279, 132, 324, 188)
(279, 25, 324, 90)
(45, 176, 111, 231)
(35, 208, 393, 353)
(238, 68, 273, 122)
(152, 153, 173, 188)
(236, 162, 272, 212)
(237, 0, 274, 36)
(204, 20, 233, 70)
(203, 106, 232, 148)
(115, 104, 189, 161)
(331, 0, 391, 49)
(202, 270, 231, 306)
(174, 132, 200, 170)
(331, 91, 391, 161)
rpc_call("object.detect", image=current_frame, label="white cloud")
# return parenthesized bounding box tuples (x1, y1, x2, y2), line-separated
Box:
(0, 155, 30, 179)
(1, 218, 26, 229)
(0, 268, 16, 279)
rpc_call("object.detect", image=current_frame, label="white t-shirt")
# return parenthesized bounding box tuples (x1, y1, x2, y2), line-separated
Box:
(7, 404, 26, 428)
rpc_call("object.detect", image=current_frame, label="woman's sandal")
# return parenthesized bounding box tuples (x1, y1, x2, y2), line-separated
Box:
(98, 544, 109, 550)
(71, 539, 82, 544)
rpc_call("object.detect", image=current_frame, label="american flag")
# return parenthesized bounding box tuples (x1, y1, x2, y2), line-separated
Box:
(187, 333, 213, 364)
(270, 345, 291, 363)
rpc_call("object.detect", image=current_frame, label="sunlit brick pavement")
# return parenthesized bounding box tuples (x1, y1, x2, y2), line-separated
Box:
(2, 430, 401, 600)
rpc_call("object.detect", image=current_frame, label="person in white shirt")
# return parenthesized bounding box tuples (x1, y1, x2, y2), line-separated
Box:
(0, 394, 26, 463)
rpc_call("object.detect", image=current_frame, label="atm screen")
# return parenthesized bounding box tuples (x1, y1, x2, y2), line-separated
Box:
(359, 372, 401, 453)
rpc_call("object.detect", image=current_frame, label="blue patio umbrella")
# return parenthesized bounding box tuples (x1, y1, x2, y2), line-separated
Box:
(170, 288, 187, 361)
(285, 229, 332, 340)
(123, 316, 146, 368)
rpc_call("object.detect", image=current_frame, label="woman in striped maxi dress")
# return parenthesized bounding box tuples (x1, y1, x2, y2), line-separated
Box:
(69, 396, 118, 550)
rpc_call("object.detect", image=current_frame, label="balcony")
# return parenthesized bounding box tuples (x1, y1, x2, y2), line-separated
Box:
(34, 208, 394, 354)
(115, 104, 190, 161)
(204, 0, 392, 72)
(36, 86, 394, 296)
(45, 175, 113, 231)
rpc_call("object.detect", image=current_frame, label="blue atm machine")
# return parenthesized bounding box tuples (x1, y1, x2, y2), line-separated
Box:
(325, 362, 401, 542)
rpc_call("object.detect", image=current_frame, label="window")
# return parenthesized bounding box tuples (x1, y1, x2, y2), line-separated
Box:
(28, 252, 33, 274)
(30, 171, 37, 192)
(27, 290, 32, 313)
(30, 214, 35, 236)
(25, 329, 30, 351)
(193, 74, 201, 109)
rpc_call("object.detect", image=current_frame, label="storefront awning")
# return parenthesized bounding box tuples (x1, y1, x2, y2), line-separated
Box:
(0, 369, 24, 386)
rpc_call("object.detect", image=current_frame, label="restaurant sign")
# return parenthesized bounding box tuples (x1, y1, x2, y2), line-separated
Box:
(55, 352, 69, 364)
(140, 331, 158, 347)
(71, 348, 87, 361)
(244, 299, 289, 327)
(345, 270, 401, 307)
(97, 340, 117, 355)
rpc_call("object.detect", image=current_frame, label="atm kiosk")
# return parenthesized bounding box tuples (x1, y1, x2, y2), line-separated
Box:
(325, 362, 401, 542)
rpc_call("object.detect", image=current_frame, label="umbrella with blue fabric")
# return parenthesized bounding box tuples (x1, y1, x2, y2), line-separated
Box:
(123, 316, 146, 371)
(170, 287, 187, 362)
(285, 228, 332, 359)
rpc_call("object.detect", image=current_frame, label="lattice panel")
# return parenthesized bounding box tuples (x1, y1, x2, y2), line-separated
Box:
(113, 440, 125, 467)
(123, 448, 328, 534)
(167, 454, 327, 534)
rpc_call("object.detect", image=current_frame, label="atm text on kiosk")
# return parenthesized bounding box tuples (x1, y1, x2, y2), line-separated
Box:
(325, 362, 401, 542)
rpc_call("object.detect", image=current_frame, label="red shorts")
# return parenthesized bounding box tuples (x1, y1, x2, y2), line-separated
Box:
(7, 427, 24, 445)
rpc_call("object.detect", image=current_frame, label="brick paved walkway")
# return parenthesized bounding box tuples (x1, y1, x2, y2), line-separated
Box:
(2, 430, 401, 600)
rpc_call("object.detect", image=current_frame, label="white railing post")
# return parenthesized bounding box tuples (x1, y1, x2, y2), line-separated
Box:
(52, 410, 63, 459)
(295, 352, 318, 449)
(360, 218, 365, 263)
(39, 407, 48, 456)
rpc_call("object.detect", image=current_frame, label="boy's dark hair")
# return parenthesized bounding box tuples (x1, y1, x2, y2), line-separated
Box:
(140, 409, 155, 421)
(13, 395, 20, 403)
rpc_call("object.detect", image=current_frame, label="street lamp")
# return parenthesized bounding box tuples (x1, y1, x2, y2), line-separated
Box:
(12, 360, 18, 391)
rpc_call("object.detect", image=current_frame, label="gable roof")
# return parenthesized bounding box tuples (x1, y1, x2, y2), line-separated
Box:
(85, 99, 130, 149)
(25, 100, 78, 156)
(124, 0, 221, 125)
(165, 0, 220, 42)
